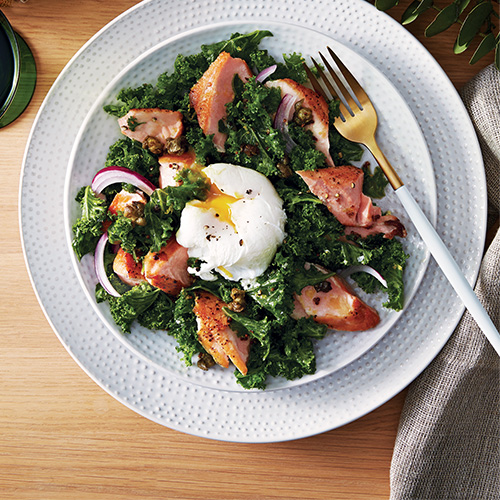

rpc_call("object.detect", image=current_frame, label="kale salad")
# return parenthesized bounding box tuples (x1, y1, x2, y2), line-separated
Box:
(72, 30, 408, 390)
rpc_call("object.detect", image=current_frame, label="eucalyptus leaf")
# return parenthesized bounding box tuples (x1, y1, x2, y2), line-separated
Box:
(425, 3, 459, 37)
(469, 32, 496, 64)
(453, 36, 471, 54)
(401, 0, 420, 24)
(401, 0, 433, 25)
(455, 0, 472, 15)
(457, 2, 493, 47)
(375, 0, 399, 10)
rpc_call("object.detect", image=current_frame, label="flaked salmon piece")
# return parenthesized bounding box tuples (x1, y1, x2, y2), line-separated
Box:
(108, 189, 147, 226)
(158, 149, 198, 188)
(193, 291, 250, 375)
(112, 248, 146, 287)
(118, 108, 184, 146)
(142, 237, 194, 295)
(266, 78, 334, 167)
(297, 165, 406, 239)
(292, 273, 380, 331)
(190, 51, 253, 152)
(344, 218, 406, 240)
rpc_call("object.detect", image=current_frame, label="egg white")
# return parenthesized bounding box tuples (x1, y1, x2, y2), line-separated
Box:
(176, 163, 287, 281)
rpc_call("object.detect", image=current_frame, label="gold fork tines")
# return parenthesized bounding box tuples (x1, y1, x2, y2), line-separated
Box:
(303, 47, 403, 190)
(302, 47, 500, 355)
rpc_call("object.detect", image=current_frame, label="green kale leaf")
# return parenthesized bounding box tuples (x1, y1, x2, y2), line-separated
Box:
(166, 289, 201, 364)
(362, 163, 389, 199)
(235, 317, 320, 390)
(339, 236, 409, 311)
(96, 282, 162, 333)
(105, 138, 160, 182)
(107, 213, 149, 258)
(224, 77, 285, 176)
(72, 186, 108, 260)
(288, 122, 329, 171)
(224, 308, 273, 361)
(138, 291, 174, 331)
(327, 99, 364, 165)
(201, 30, 274, 64)
(144, 169, 209, 252)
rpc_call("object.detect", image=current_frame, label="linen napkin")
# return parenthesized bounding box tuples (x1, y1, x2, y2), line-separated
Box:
(390, 64, 500, 500)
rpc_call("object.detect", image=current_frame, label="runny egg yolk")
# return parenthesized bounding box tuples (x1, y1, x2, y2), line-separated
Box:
(191, 182, 239, 228)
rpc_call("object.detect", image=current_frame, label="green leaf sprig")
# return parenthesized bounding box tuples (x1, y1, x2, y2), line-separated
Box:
(372, 0, 499, 70)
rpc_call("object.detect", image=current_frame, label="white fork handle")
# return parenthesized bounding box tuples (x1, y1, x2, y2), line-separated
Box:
(396, 185, 500, 355)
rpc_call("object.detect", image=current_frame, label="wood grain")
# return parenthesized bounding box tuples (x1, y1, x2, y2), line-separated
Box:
(0, 1, 494, 499)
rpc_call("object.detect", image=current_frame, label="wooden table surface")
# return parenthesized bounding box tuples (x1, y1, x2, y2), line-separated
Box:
(1, 1, 494, 499)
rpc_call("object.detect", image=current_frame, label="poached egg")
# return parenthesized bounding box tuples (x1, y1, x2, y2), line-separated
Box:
(176, 163, 286, 281)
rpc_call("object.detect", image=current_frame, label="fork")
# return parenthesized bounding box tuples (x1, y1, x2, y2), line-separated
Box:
(303, 47, 500, 355)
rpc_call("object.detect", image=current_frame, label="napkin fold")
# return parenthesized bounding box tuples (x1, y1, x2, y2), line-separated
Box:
(390, 65, 500, 499)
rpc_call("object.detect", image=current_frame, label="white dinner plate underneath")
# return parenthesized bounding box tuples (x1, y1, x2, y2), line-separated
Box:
(20, 0, 486, 442)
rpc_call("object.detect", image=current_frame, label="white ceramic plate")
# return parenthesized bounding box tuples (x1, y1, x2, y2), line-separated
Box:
(64, 22, 434, 392)
(20, 0, 486, 442)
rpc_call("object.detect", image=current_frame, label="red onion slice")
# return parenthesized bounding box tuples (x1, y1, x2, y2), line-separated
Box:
(340, 265, 388, 288)
(95, 232, 121, 297)
(274, 94, 298, 153)
(256, 64, 277, 83)
(91, 166, 156, 196)
(274, 94, 296, 128)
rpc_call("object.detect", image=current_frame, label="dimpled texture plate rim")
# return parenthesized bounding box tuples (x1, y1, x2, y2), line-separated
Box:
(65, 21, 434, 392)
(20, 0, 486, 442)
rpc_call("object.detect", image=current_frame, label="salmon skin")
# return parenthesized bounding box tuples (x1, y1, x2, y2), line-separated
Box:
(293, 273, 380, 331)
(298, 165, 406, 239)
(118, 108, 184, 146)
(266, 78, 335, 167)
(112, 248, 146, 287)
(190, 51, 253, 152)
(142, 237, 194, 295)
(193, 291, 250, 375)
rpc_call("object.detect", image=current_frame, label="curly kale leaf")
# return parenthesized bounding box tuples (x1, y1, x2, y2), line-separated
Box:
(202, 30, 274, 64)
(96, 283, 162, 334)
(105, 138, 160, 182)
(166, 168, 210, 211)
(327, 99, 364, 165)
(143, 194, 177, 253)
(224, 76, 284, 176)
(249, 51, 308, 83)
(277, 181, 344, 261)
(72, 186, 108, 260)
(138, 291, 174, 331)
(235, 317, 322, 390)
(338, 236, 409, 311)
(185, 125, 223, 166)
(167, 290, 201, 364)
(107, 213, 150, 258)
(362, 163, 389, 199)
(143, 169, 210, 252)
(287, 122, 329, 171)
(224, 308, 273, 361)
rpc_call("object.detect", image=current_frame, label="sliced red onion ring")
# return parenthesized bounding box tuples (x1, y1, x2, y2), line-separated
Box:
(340, 265, 387, 288)
(256, 64, 277, 83)
(274, 94, 298, 153)
(91, 166, 156, 196)
(95, 232, 121, 297)
(274, 93, 297, 128)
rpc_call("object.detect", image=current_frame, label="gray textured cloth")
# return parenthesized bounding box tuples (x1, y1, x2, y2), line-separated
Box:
(390, 65, 500, 500)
